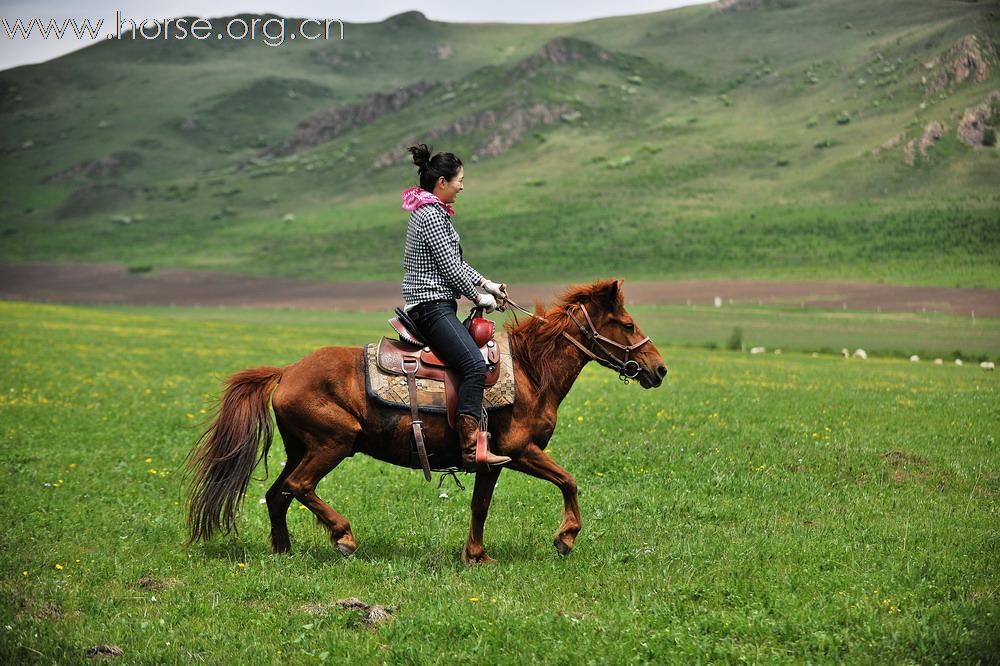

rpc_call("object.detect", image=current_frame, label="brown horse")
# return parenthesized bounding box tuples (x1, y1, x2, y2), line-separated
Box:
(186, 279, 667, 563)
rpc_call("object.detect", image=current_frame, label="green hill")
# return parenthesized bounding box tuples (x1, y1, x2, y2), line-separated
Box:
(1, 0, 998, 287)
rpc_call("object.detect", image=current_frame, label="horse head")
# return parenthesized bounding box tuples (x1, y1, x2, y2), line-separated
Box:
(558, 279, 668, 389)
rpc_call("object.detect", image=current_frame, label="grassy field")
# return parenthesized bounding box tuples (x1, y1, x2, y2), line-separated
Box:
(1, 300, 997, 663)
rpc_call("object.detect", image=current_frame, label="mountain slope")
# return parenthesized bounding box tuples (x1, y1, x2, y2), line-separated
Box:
(1, 0, 998, 287)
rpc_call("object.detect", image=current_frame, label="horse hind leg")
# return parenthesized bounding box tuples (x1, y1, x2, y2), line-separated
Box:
(283, 431, 357, 556)
(265, 421, 305, 553)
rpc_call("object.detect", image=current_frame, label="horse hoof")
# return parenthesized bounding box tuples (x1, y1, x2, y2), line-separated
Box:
(335, 534, 357, 557)
(462, 550, 497, 566)
(554, 538, 573, 557)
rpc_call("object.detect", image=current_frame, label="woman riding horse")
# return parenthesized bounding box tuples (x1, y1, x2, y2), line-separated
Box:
(186, 278, 667, 562)
(399, 143, 510, 472)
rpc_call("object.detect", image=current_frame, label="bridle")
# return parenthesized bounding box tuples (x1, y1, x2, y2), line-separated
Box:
(497, 293, 652, 384)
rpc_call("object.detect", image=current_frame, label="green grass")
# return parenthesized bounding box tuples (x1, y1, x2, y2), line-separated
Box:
(1, 301, 998, 663)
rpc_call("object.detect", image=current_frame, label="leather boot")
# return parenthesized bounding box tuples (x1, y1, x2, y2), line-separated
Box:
(457, 414, 511, 472)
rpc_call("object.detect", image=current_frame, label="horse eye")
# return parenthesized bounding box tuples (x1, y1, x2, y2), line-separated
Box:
(623, 323, 635, 332)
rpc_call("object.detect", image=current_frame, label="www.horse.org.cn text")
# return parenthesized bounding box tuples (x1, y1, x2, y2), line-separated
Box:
(1, 13, 346, 48)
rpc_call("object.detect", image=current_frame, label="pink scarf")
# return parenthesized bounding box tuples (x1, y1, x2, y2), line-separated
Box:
(401, 187, 455, 216)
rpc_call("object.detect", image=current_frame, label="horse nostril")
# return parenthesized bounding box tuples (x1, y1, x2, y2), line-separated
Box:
(657, 365, 668, 378)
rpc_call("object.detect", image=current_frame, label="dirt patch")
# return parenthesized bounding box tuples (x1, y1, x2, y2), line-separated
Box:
(882, 449, 929, 484)
(135, 576, 180, 591)
(968, 585, 1000, 601)
(881, 449, 929, 466)
(15, 597, 64, 621)
(2, 262, 999, 316)
(85, 645, 124, 659)
(879, 449, 954, 489)
(299, 597, 393, 627)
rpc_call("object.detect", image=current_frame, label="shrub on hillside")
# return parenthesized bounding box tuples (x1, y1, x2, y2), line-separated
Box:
(726, 327, 743, 351)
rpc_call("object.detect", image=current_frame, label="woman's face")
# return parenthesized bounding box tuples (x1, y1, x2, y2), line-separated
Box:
(434, 167, 464, 204)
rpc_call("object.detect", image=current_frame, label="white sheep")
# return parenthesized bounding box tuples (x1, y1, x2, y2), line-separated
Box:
(981, 361, 995, 371)
(853, 349, 868, 360)
(910, 355, 920, 362)
(750, 347, 766, 354)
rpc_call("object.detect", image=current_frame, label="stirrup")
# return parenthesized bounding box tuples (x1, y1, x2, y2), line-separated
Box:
(464, 431, 511, 472)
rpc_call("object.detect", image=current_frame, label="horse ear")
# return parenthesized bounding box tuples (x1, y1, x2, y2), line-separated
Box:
(612, 279, 624, 311)
(593, 279, 623, 311)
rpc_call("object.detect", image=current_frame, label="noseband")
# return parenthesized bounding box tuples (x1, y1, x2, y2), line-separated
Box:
(562, 303, 651, 383)
(501, 296, 652, 384)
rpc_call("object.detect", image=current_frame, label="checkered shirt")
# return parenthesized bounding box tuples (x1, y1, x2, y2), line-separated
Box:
(401, 203, 484, 308)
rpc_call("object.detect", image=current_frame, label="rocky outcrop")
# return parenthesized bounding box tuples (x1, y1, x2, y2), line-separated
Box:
(902, 121, 945, 165)
(258, 81, 435, 160)
(958, 90, 1000, 147)
(923, 35, 992, 96)
(373, 102, 573, 168)
(518, 37, 614, 74)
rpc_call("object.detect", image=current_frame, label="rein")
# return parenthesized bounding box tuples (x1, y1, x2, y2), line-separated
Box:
(497, 292, 652, 384)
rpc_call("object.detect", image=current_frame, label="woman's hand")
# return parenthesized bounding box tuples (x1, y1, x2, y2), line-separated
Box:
(475, 292, 498, 313)
(480, 279, 507, 299)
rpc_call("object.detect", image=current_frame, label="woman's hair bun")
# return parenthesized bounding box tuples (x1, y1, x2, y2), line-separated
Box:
(407, 143, 432, 171)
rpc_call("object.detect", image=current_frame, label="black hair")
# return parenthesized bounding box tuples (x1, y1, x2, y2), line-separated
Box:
(407, 143, 463, 192)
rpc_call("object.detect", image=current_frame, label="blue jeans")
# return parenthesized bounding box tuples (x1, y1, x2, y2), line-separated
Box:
(407, 299, 485, 419)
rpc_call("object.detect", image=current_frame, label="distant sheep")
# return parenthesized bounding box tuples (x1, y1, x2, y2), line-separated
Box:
(853, 349, 868, 360)
(910, 355, 920, 362)
(955, 359, 964, 366)
(750, 347, 766, 354)
(981, 361, 995, 371)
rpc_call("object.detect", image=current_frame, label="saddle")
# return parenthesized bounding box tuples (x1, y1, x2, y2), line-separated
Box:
(382, 307, 502, 481)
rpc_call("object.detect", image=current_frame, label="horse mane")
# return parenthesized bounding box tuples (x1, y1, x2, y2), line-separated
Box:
(505, 280, 624, 397)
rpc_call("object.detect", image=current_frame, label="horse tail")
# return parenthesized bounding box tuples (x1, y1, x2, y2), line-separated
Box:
(185, 365, 283, 544)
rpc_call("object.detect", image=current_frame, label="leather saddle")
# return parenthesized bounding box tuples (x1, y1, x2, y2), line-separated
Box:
(382, 307, 501, 427)
(382, 307, 502, 481)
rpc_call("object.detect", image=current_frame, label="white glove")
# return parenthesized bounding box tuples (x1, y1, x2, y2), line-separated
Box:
(481, 279, 507, 299)
(475, 292, 497, 313)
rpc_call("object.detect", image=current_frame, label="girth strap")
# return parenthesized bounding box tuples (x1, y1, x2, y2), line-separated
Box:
(402, 357, 432, 482)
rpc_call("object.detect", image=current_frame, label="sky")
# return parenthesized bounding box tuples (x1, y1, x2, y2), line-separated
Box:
(0, 0, 712, 71)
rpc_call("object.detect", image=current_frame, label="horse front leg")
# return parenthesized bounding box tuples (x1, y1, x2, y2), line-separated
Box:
(462, 468, 502, 565)
(508, 444, 581, 556)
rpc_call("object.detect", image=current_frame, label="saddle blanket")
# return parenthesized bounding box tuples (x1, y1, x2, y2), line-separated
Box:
(364, 331, 517, 413)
